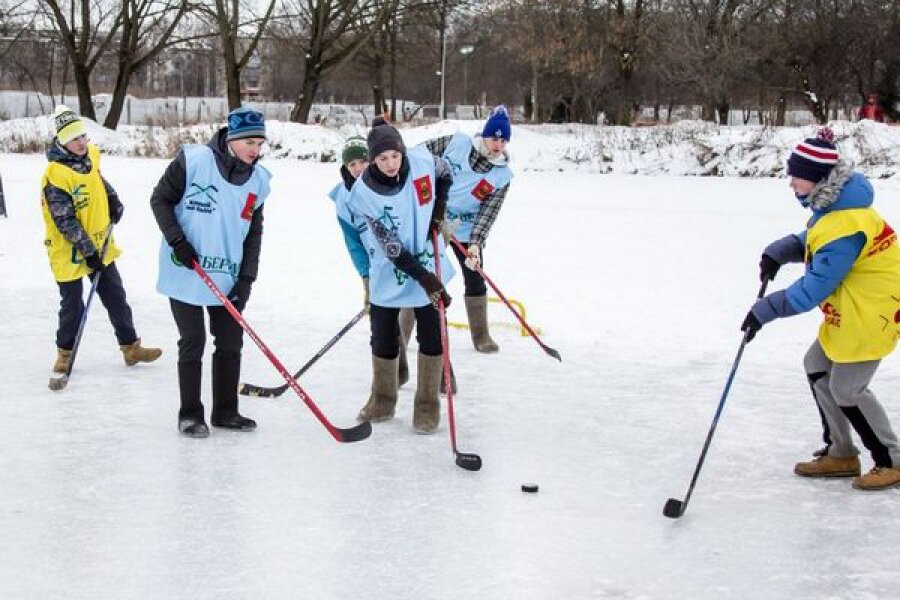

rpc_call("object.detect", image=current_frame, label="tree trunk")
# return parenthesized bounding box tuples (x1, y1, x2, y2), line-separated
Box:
(716, 101, 729, 125)
(103, 65, 134, 129)
(775, 95, 786, 126)
(290, 68, 319, 123)
(530, 60, 539, 123)
(225, 63, 242, 111)
(72, 63, 95, 121)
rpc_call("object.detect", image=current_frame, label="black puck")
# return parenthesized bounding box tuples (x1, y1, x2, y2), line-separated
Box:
(521, 483, 539, 493)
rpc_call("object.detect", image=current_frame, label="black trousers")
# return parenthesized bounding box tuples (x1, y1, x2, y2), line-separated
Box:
(370, 304, 442, 358)
(169, 299, 244, 363)
(450, 242, 487, 297)
(56, 262, 137, 349)
(170, 299, 244, 421)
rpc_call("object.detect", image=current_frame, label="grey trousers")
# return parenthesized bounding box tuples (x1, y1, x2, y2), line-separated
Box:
(804, 340, 900, 467)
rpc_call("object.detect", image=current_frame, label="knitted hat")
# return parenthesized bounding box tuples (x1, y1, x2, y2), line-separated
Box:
(786, 127, 839, 183)
(227, 106, 266, 141)
(53, 105, 87, 145)
(481, 105, 511, 141)
(367, 117, 405, 160)
(341, 136, 368, 165)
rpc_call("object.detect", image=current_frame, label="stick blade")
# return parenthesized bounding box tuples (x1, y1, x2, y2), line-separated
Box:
(336, 420, 372, 443)
(544, 346, 562, 362)
(455, 452, 482, 471)
(663, 498, 685, 519)
(238, 383, 277, 398)
(48, 375, 69, 391)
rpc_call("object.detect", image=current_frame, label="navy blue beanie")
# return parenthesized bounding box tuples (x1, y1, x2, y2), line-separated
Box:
(227, 107, 266, 141)
(481, 105, 511, 141)
(786, 127, 839, 183)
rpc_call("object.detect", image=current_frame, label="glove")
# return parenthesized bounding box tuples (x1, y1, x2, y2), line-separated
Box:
(171, 238, 198, 270)
(740, 311, 762, 342)
(419, 272, 452, 309)
(464, 244, 481, 270)
(362, 276, 370, 310)
(84, 253, 104, 273)
(227, 278, 252, 312)
(110, 201, 124, 224)
(759, 254, 780, 282)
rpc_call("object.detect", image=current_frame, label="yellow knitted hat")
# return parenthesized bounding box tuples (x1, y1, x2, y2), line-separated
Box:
(53, 105, 87, 145)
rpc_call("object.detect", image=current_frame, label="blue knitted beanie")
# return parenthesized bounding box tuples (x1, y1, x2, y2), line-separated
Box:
(227, 107, 266, 141)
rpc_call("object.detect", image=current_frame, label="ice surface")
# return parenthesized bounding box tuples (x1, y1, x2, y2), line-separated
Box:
(2, 150, 900, 599)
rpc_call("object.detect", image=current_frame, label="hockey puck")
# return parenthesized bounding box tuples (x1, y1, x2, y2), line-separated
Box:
(521, 483, 539, 493)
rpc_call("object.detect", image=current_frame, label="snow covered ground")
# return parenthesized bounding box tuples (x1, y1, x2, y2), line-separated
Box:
(3, 147, 900, 599)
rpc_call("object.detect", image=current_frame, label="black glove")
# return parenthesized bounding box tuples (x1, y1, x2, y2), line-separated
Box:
(419, 272, 451, 309)
(429, 193, 448, 237)
(171, 238, 198, 270)
(84, 253, 104, 273)
(227, 278, 253, 312)
(759, 254, 780, 282)
(740, 311, 762, 342)
(110, 201, 124, 224)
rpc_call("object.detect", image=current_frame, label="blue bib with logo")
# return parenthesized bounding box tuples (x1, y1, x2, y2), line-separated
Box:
(346, 146, 455, 307)
(441, 133, 512, 243)
(157, 144, 270, 305)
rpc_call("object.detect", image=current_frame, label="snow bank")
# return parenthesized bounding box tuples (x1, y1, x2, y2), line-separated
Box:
(3, 115, 900, 178)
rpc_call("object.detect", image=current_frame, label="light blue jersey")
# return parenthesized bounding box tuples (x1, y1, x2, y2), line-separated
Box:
(329, 182, 369, 278)
(345, 146, 455, 308)
(157, 144, 270, 305)
(440, 133, 512, 243)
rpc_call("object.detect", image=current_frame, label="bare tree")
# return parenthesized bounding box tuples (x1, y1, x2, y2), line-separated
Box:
(199, 0, 276, 110)
(40, 0, 123, 120)
(280, 0, 396, 123)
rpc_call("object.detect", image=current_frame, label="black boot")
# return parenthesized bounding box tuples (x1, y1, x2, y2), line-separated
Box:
(211, 355, 256, 431)
(177, 361, 208, 438)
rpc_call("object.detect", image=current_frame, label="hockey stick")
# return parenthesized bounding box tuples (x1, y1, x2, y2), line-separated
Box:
(434, 231, 482, 471)
(49, 224, 115, 391)
(663, 279, 769, 519)
(193, 263, 371, 443)
(449, 235, 561, 362)
(238, 307, 368, 397)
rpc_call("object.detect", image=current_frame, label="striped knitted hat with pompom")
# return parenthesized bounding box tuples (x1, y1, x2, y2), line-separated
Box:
(786, 127, 839, 183)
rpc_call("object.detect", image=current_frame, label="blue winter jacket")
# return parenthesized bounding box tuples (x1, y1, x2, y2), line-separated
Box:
(754, 171, 870, 324)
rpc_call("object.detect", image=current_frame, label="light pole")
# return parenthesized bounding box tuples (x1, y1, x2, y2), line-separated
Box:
(459, 44, 475, 106)
(439, 26, 447, 119)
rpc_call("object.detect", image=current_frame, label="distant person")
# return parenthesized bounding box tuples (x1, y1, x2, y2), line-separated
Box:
(743, 127, 900, 490)
(858, 94, 885, 122)
(151, 107, 270, 438)
(329, 135, 410, 386)
(41, 105, 162, 374)
(343, 117, 454, 434)
(416, 105, 515, 354)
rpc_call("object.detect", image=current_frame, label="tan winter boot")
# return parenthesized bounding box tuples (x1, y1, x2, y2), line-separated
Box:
(357, 356, 399, 422)
(794, 454, 861, 478)
(120, 339, 163, 366)
(465, 295, 499, 353)
(853, 466, 900, 490)
(53, 348, 73, 374)
(398, 308, 415, 387)
(413, 353, 443, 434)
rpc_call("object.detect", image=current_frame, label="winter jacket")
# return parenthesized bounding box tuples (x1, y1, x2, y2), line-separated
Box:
(754, 165, 900, 361)
(41, 140, 123, 281)
(328, 165, 369, 278)
(150, 127, 265, 283)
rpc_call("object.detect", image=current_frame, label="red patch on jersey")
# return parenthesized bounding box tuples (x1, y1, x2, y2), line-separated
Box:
(240, 193, 257, 221)
(414, 176, 433, 206)
(867, 222, 897, 257)
(471, 178, 494, 202)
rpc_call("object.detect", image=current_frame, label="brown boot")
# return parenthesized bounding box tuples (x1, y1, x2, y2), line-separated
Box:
(53, 348, 73, 374)
(853, 466, 900, 490)
(358, 356, 399, 422)
(120, 338, 163, 366)
(465, 295, 499, 353)
(413, 353, 442, 434)
(794, 454, 861, 478)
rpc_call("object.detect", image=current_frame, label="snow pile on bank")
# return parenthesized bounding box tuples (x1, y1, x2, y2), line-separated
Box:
(2, 115, 899, 178)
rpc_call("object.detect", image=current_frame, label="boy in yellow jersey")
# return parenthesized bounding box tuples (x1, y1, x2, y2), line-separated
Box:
(41, 105, 161, 373)
(741, 127, 900, 490)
